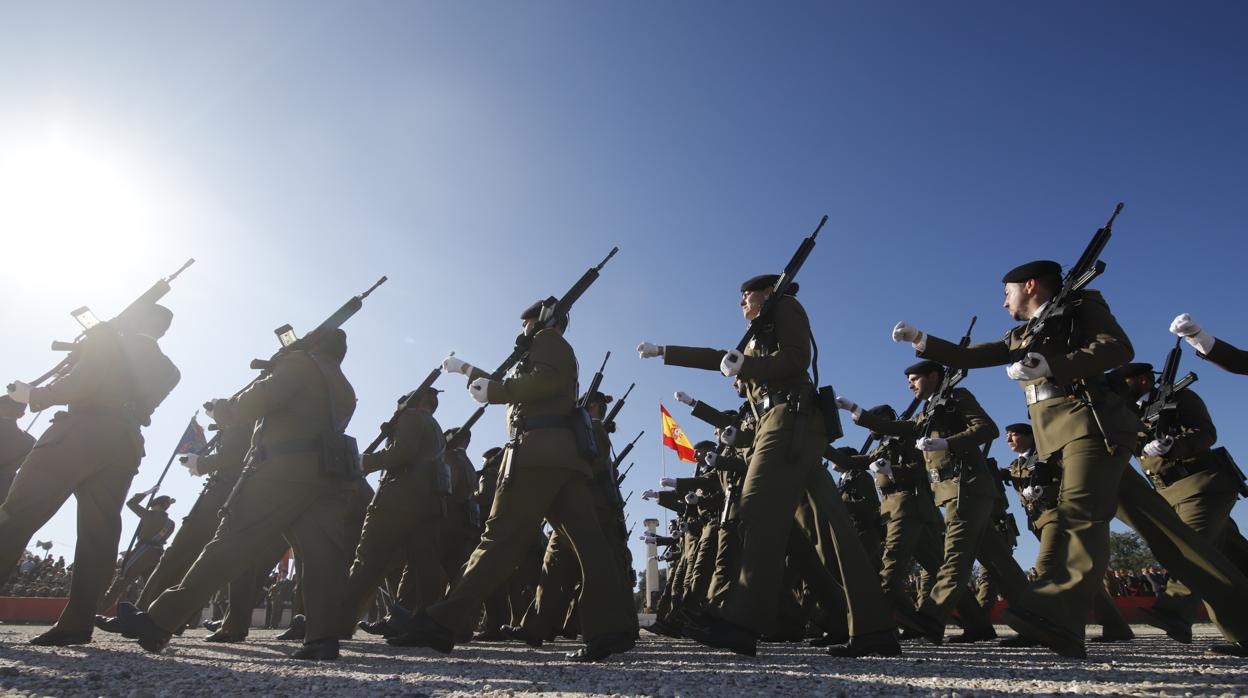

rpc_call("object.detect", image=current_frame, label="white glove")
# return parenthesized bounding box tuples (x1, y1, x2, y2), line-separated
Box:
(180, 454, 205, 477)
(639, 532, 657, 544)
(720, 426, 739, 446)
(704, 452, 719, 468)
(719, 349, 744, 377)
(915, 437, 948, 452)
(637, 342, 664, 359)
(1022, 485, 1042, 500)
(684, 492, 700, 505)
(442, 355, 472, 376)
(1006, 352, 1052, 381)
(868, 458, 894, 480)
(1170, 313, 1216, 354)
(660, 477, 677, 488)
(642, 489, 659, 500)
(892, 321, 923, 344)
(1143, 437, 1174, 458)
(468, 377, 492, 404)
(6, 381, 31, 405)
(675, 391, 694, 406)
(835, 397, 862, 420)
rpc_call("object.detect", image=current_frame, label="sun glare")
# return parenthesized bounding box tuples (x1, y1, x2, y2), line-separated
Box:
(0, 127, 161, 286)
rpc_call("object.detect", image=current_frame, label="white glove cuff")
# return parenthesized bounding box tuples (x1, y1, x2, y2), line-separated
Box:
(913, 334, 927, 352)
(1187, 330, 1216, 355)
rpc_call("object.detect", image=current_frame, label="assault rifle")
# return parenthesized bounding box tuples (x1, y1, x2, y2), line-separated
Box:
(15, 258, 195, 390)
(612, 431, 644, 484)
(251, 276, 387, 372)
(365, 360, 445, 455)
(922, 315, 977, 431)
(602, 382, 633, 433)
(1140, 337, 1198, 437)
(736, 216, 826, 352)
(579, 352, 610, 407)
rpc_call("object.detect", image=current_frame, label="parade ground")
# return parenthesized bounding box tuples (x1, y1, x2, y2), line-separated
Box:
(0, 624, 1242, 697)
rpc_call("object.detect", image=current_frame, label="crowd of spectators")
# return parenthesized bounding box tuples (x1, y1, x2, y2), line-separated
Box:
(1, 551, 72, 597)
(1107, 567, 1169, 597)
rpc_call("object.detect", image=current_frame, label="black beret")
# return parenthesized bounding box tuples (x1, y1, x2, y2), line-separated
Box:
(904, 360, 944, 377)
(1002, 260, 1062, 284)
(581, 390, 613, 406)
(151, 495, 175, 508)
(865, 404, 896, 420)
(693, 440, 717, 452)
(740, 274, 798, 296)
(1004, 423, 1033, 436)
(1115, 362, 1155, 380)
(402, 386, 442, 405)
(520, 298, 553, 320)
(481, 446, 504, 461)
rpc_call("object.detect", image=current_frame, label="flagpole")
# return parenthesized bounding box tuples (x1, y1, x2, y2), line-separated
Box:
(120, 411, 198, 564)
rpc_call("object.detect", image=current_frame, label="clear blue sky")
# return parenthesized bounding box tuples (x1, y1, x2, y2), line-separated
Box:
(1, 1, 1245, 578)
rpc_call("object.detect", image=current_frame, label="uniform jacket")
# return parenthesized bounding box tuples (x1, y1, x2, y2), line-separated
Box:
(1201, 337, 1248, 376)
(918, 290, 1139, 459)
(361, 408, 445, 498)
(1136, 388, 1224, 502)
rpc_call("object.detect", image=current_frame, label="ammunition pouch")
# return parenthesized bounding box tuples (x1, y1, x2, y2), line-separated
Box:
(817, 385, 844, 443)
(1213, 447, 1248, 498)
(319, 432, 363, 480)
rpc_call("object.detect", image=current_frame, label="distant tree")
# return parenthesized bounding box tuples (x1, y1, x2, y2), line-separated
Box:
(1109, 531, 1159, 570)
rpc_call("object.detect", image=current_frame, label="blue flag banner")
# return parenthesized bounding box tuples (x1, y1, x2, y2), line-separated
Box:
(174, 416, 209, 456)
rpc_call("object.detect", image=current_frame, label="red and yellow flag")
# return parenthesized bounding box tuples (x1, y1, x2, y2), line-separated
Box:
(661, 404, 697, 463)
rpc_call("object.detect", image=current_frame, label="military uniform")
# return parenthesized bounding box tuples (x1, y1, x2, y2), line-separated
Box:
(143, 346, 357, 650)
(1134, 386, 1248, 637)
(854, 386, 1027, 636)
(408, 326, 634, 655)
(1197, 337, 1248, 375)
(136, 424, 252, 612)
(98, 493, 175, 612)
(916, 287, 1140, 652)
(0, 327, 179, 642)
(342, 401, 447, 629)
(664, 291, 894, 653)
(441, 439, 482, 586)
(835, 464, 883, 565)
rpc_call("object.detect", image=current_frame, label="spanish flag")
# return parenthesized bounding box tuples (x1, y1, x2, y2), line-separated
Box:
(661, 404, 697, 463)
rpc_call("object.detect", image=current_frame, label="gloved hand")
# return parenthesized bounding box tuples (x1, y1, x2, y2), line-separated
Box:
(704, 452, 719, 468)
(892, 321, 923, 344)
(1170, 313, 1216, 354)
(915, 437, 948, 452)
(180, 454, 205, 477)
(637, 342, 664, 359)
(835, 396, 862, 420)
(868, 458, 894, 480)
(1022, 485, 1044, 500)
(660, 477, 677, 488)
(1143, 437, 1174, 458)
(720, 426, 739, 445)
(203, 400, 219, 422)
(719, 349, 744, 377)
(5, 381, 31, 405)
(1006, 352, 1052, 381)
(442, 355, 473, 376)
(639, 532, 657, 544)
(684, 492, 700, 505)
(469, 377, 493, 404)
(642, 489, 659, 500)
(675, 391, 695, 406)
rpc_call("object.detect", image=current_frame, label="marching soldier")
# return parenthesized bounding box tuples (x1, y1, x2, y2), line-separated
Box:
(389, 300, 636, 661)
(114, 329, 358, 661)
(98, 491, 176, 612)
(0, 397, 35, 497)
(894, 259, 1142, 657)
(999, 422, 1132, 644)
(1114, 362, 1248, 655)
(0, 304, 179, 646)
(839, 360, 1027, 645)
(341, 386, 447, 635)
(441, 426, 482, 587)
(640, 275, 897, 658)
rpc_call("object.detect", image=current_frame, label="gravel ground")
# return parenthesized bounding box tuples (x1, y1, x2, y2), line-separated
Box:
(0, 624, 1243, 697)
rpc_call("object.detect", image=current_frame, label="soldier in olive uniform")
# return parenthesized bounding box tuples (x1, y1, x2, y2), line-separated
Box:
(98, 492, 176, 612)
(0, 397, 35, 498)
(1, 304, 179, 646)
(390, 300, 635, 662)
(441, 426, 482, 587)
(1170, 314, 1248, 376)
(831, 457, 883, 565)
(840, 360, 1027, 645)
(893, 260, 1143, 657)
(1114, 362, 1248, 655)
(640, 275, 897, 658)
(999, 422, 1132, 645)
(341, 386, 447, 634)
(115, 329, 357, 661)
(472, 447, 512, 638)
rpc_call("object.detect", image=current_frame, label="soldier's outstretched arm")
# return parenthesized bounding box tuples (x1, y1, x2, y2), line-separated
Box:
(853, 407, 920, 439)
(918, 334, 1013, 369)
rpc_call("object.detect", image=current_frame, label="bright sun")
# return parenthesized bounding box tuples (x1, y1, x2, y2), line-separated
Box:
(0, 127, 161, 286)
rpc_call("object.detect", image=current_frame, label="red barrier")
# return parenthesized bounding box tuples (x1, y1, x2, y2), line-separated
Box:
(987, 596, 1208, 623)
(0, 597, 69, 623)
